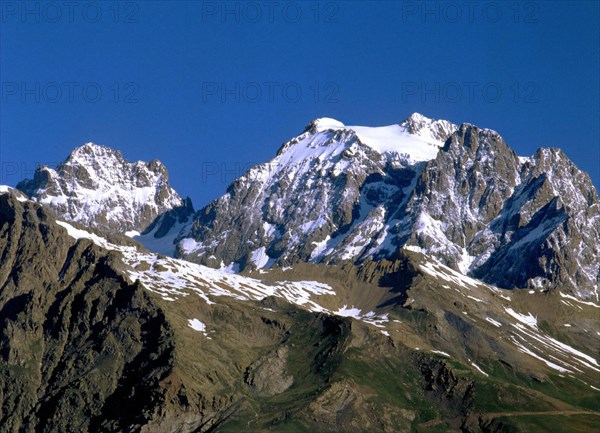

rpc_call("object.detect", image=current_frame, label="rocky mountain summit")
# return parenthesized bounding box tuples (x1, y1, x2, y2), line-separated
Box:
(179, 113, 458, 270)
(17, 143, 187, 234)
(176, 114, 599, 300)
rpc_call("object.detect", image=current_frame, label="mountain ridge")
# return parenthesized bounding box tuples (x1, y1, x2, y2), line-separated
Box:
(15, 114, 600, 300)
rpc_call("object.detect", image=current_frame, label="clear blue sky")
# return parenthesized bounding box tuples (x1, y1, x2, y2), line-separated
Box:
(1, 1, 598, 208)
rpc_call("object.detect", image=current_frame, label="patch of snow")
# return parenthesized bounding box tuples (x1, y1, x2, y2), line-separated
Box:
(560, 292, 600, 308)
(179, 238, 201, 255)
(363, 313, 390, 328)
(188, 319, 206, 332)
(56, 220, 112, 250)
(518, 156, 531, 164)
(220, 262, 241, 274)
(511, 336, 571, 373)
(135, 218, 193, 257)
(312, 117, 345, 132)
(404, 245, 424, 253)
(457, 248, 476, 274)
(348, 123, 445, 162)
(419, 260, 485, 290)
(511, 323, 599, 372)
(505, 307, 537, 327)
(485, 317, 502, 327)
(262, 221, 277, 238)
(0, 185, 28, 202)
(471, 363, 489, 377)
(310, 236, 331, 260)
(334, 305, 363, 319)
(250, 246, 271, 269)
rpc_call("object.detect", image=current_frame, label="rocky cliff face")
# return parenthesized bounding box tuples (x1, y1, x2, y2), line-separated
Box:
(176, 115, 599, 299)
(404, 125, 600, 299)
(17, 143, 185, 234)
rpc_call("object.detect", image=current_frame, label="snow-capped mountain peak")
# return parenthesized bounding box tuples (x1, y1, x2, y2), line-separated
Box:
(307, 117, 346, 133)
(17, 142, 186, 234)
(285, 112, 457, 166)
(13, 116, 598, 301)
(71, 141, 120, 158)
(180, 113, 459, 269)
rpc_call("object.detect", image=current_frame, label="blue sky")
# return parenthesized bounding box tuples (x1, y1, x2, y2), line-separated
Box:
(1, 1, 598, 208)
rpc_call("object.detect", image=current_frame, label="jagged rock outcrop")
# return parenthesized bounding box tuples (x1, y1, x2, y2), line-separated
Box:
(471, 147, 600, 297)
(404, 126, 600, 299)
(244, 346, 294, 396)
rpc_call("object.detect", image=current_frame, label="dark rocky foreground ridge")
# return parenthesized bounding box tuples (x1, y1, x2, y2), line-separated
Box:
(0, 188, 598, 433)
(0, 191, 176, 431)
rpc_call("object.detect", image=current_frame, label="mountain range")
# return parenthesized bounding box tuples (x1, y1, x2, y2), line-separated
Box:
(1, 113, 598, 432)
(19, 113, 599, 300)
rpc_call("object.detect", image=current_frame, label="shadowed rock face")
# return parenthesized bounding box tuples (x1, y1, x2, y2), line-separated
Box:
(0, 193, 359, 432)
(0, 192, 176, 432)
(17, 143, 184, 234)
